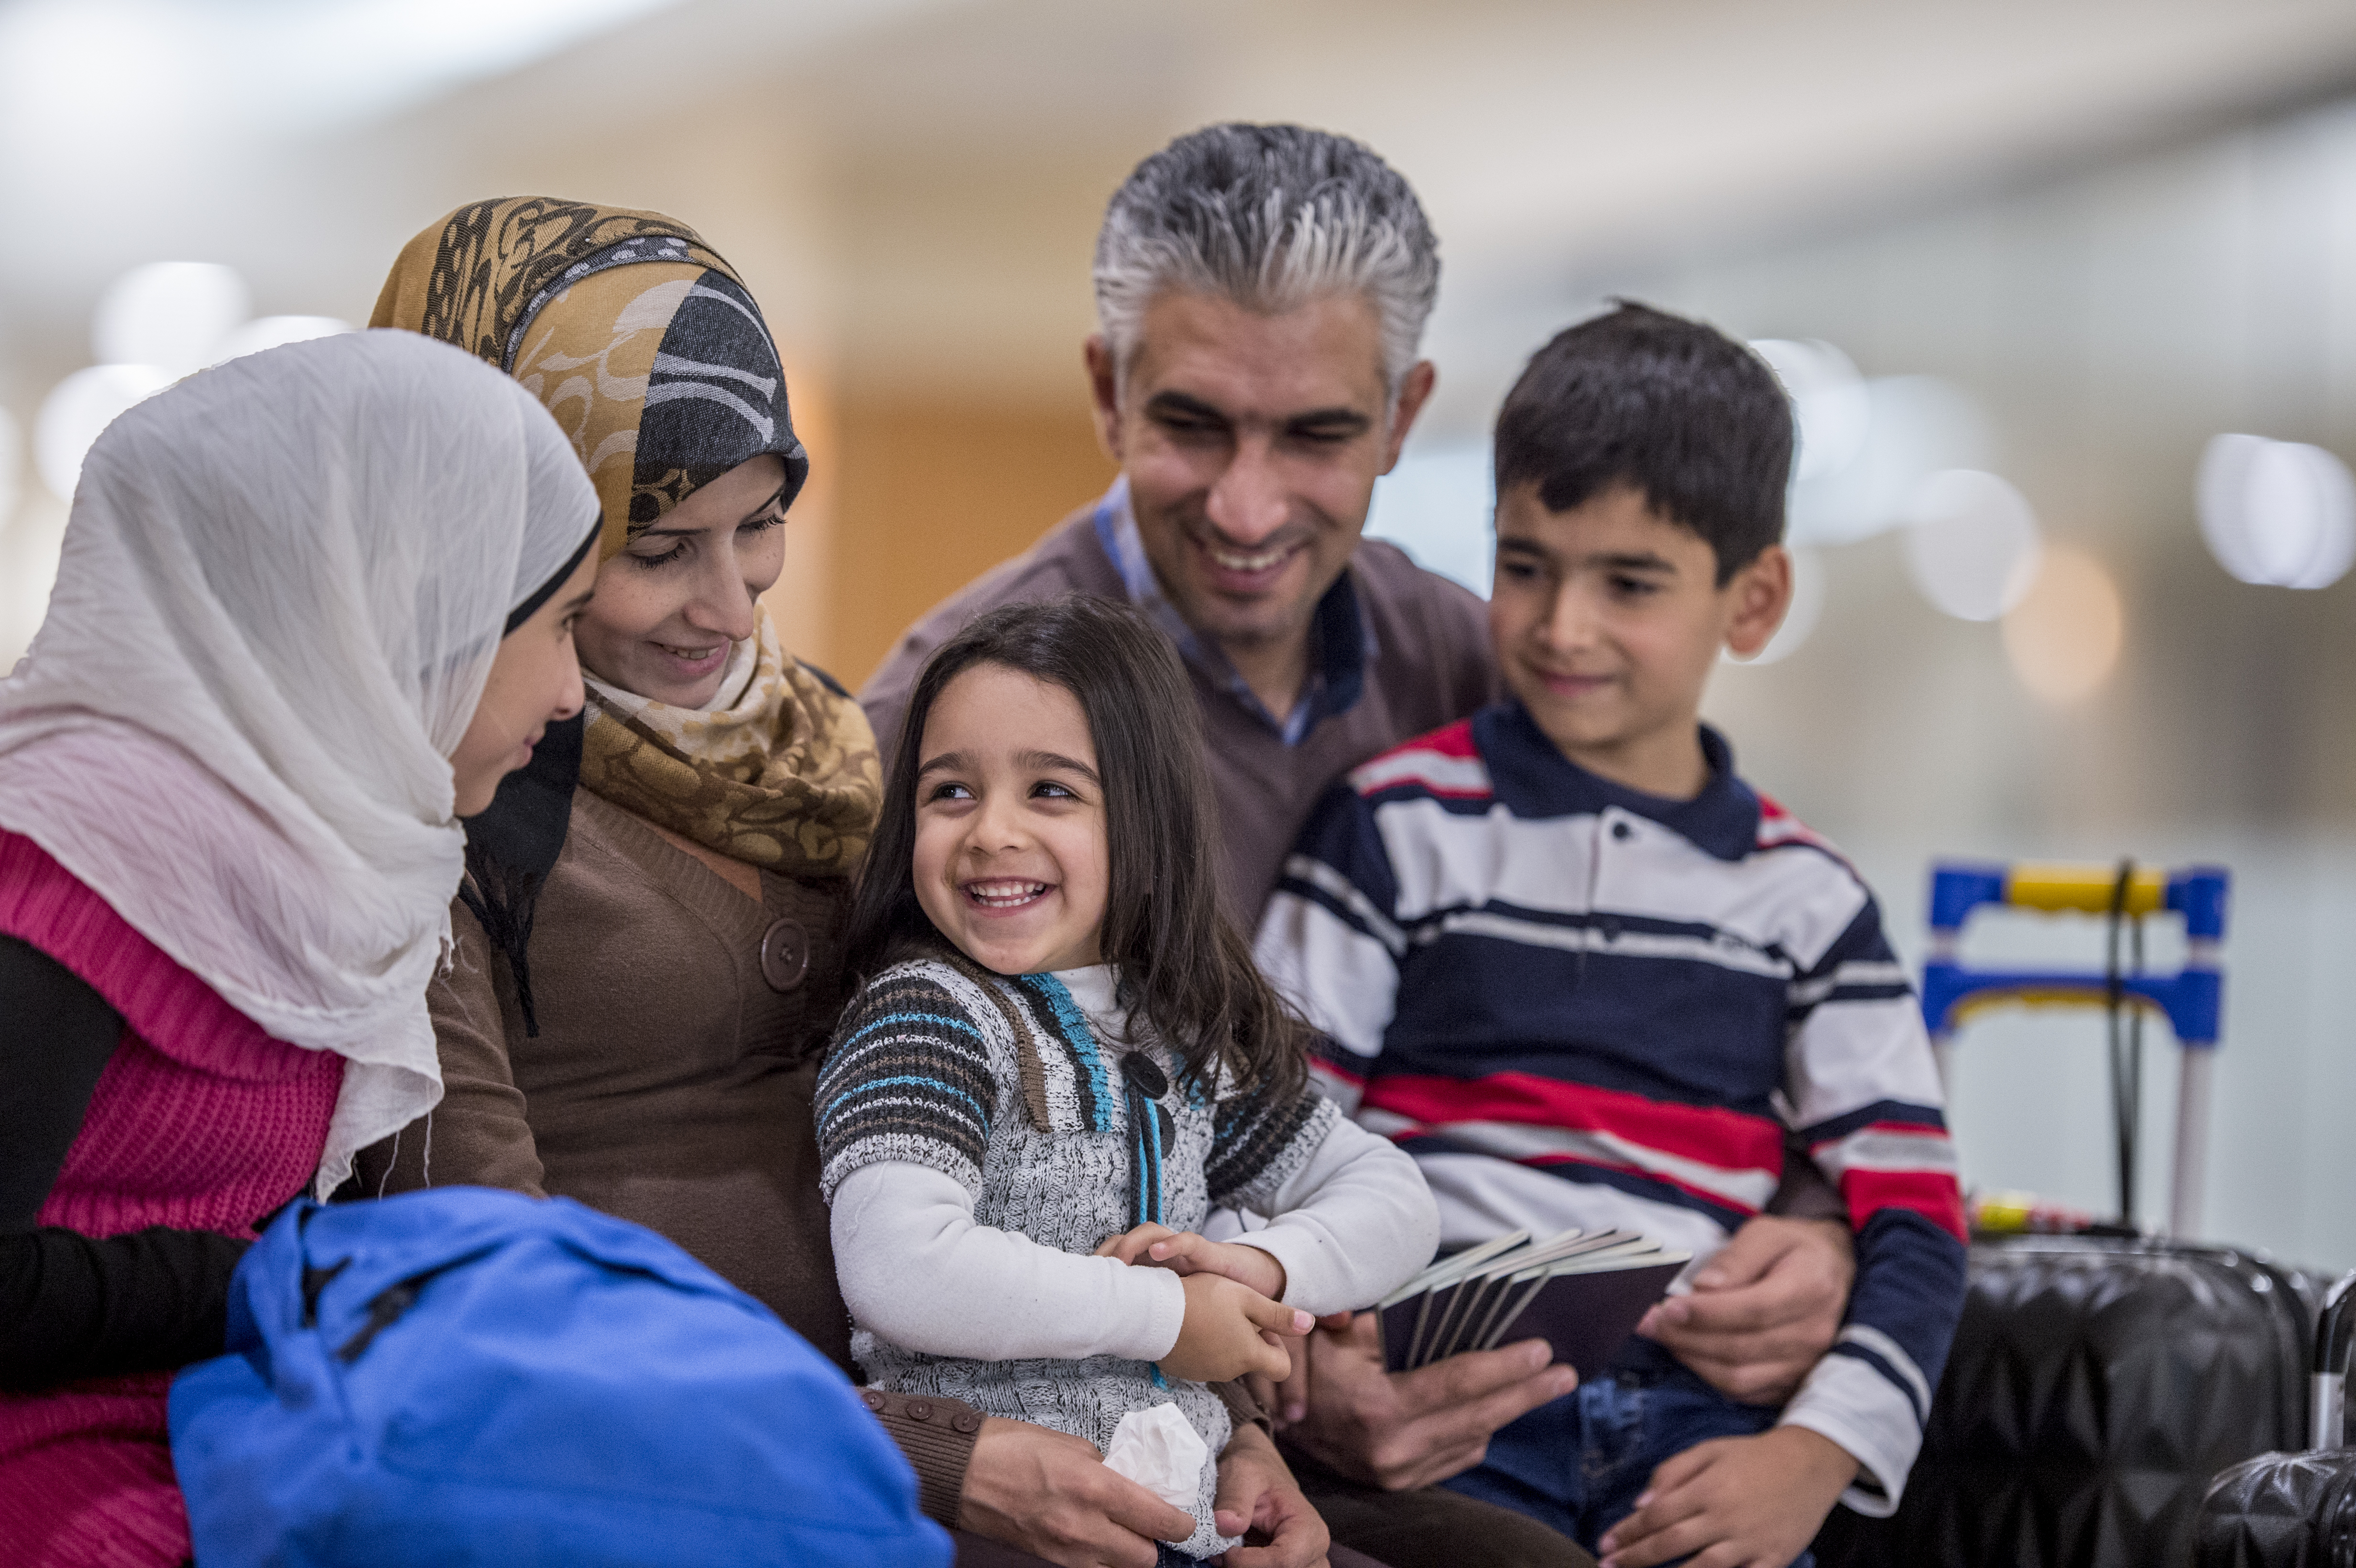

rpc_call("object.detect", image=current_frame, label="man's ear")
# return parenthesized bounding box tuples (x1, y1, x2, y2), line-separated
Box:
(1723, 544, 1794, 659)
(1083, 335, 1125, 463)
(1378, 360, 1439, 474)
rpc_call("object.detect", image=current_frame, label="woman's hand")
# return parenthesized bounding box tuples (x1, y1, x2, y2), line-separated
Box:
(958, 1416, 1196, 1568)
(1161, 1274, 1311, 1384)
(1097, 1222, 1288, 1300)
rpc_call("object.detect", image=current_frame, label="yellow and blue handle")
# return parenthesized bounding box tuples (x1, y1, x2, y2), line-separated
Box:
(1919, 859, 2230, 1239)
(1920, 861, 2229, 1047)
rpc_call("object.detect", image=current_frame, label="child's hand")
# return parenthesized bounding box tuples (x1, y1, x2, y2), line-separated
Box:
(1596, 1426, 1855, 1568)
(1160, 1273, 1311, 1384)
(1097, 1223, 1288, 1301)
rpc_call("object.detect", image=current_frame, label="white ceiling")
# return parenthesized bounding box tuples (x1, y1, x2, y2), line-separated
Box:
(3, 0, 2355, 396)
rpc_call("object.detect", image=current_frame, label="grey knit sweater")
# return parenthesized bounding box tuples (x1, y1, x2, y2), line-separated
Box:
(816, 953, 1338, 1558)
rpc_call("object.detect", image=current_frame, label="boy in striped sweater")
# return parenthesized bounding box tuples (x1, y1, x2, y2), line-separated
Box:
(1254, 304, 1968, 1568)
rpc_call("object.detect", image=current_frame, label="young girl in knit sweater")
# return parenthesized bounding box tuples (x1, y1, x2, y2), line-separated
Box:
(817, 597, 1439, 1561)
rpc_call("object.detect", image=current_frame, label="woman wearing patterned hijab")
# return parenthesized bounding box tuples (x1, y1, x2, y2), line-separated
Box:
(369, 199, 879, 1000)
(0, 330, 601, 1567)
(360, 195, 956, 1496)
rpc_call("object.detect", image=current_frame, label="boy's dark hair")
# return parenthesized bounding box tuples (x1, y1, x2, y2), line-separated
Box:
(844, 595, 1310, 1102)
(1494, 301, 1793, 583)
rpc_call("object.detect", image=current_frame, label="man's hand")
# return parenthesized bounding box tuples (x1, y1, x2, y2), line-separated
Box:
(1595, 1426, 1856, 1568)
(1248, 1333, 1316, 1428)
(959, 1416, 1198, 1568)
(1638, 1217, 1854, 1405)
(1211, 1420, 1330, 1568)
(1164, 1274, 1312, 1384)
(1276, 1310, 1579, 1492)
(1099, 1222, 1288, 1301)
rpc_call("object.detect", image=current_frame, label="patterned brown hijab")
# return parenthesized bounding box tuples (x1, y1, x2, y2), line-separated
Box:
(371, 197, 809, 556)
(375, 197, 880, 1026)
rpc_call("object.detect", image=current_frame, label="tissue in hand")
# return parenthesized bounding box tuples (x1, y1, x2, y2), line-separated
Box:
(1102, 1405, 1209, 1512)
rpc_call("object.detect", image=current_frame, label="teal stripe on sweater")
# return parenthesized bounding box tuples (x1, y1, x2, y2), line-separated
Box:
(838, 1011, 983, 1049)
(818, 1074, 989, 1132)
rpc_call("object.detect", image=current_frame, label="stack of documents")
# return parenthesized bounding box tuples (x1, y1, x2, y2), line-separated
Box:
(1376, 1228, 1691, 1377)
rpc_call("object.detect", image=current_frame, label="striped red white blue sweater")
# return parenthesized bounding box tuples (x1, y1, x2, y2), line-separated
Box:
(1252, 702, 1967, 1515)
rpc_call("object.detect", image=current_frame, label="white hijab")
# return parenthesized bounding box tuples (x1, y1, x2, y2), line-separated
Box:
(0, 329, 600, 1195)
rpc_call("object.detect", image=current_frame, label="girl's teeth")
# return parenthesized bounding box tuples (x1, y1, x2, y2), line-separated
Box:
(968, 881, 1047, 906)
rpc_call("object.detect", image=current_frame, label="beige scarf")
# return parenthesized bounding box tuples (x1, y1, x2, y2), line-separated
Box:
(580, 605, 880, 875)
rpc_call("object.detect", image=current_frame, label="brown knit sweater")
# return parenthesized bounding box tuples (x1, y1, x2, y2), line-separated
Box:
(355, 786, 981, 1516)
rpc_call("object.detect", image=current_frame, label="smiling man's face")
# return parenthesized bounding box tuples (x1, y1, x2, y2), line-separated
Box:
(1088, 290, 1432, 661)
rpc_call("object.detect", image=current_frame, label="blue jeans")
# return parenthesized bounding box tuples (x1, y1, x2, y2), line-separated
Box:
(1442, 1339, 1814, 1568)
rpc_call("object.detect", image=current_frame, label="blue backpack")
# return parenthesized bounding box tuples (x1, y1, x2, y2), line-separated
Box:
(170, 1187, 951, 1568)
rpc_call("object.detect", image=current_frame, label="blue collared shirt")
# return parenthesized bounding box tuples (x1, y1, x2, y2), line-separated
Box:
(1091, 479, 1371, 747)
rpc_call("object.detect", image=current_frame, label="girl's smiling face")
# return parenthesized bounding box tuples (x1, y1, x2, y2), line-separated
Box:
(912, 662, 1110, 975)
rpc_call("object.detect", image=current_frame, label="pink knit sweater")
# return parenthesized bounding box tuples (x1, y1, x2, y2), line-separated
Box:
(0, 829, 344, 1568)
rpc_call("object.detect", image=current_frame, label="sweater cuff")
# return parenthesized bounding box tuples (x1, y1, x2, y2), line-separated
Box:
(1778, 1349, 1920, 1517)
(1105, 1261, 1187, 1362)
(860, 1386, 983, 1526)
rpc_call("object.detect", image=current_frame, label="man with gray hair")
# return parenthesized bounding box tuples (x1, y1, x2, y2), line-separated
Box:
(862, 122, 1853, 1568)
(865, 123, 1490, 924)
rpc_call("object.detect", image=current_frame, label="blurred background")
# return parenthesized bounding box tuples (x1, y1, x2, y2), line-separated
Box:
(4, 0, 2355, 1263)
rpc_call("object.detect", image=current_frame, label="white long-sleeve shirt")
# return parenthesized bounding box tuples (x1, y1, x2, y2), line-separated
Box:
(827, 963, 1437, 1363)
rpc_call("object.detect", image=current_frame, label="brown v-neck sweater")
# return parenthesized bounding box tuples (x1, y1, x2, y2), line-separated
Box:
(356, 788, 981, 1517)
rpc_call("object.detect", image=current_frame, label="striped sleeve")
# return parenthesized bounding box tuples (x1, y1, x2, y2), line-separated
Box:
(1205, 1082, 1342, 1215)
(815, 964, 1000, 1202)
(1778, 890, 1969, 1515)
(1252, 780, 1406, 1115)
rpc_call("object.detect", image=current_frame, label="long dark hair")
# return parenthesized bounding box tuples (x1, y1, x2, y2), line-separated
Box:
(844, 596, 1309, 1102)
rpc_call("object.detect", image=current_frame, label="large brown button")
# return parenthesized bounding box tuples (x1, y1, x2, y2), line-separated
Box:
(862, 1390, 886, 1411)
(952, 1412, 982, 1434)
(908, 1400, 934, 1422)
(759, 918, 810, 992)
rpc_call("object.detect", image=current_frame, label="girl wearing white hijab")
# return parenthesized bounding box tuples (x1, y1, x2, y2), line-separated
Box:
(0, 329, 602, 1568)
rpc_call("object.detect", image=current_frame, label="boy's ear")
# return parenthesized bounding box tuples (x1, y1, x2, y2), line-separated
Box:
(1722, 544, 1795, 660)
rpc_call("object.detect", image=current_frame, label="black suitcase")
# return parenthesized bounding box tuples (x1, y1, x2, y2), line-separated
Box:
(2196, 1272, 2356, 1567)
(1815, 1236, 2328, 1568)
(1816, 861, 2328, 1568)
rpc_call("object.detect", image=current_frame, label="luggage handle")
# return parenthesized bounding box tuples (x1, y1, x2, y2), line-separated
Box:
(2312, 1270, 2356, 1451)
(1921, 859, 2229, 1238)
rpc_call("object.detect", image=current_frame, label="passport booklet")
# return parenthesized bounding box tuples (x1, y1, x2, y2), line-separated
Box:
(1376, 1228, 1691, 1378)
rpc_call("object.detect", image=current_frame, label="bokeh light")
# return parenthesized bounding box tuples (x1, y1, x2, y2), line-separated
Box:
(212, 315, 355, 364)
(92, 261, 250, 377)
(1901, 468, 2042, 621)
(1786, 374, 1992, 547)
(2196, 433, 2356, 590)
(35, 364, 173, 501)
(1752, 339, 1871, 484)
(0, 496, 65, 678)
(0, 404, 19, 531)
(32, 264, 351, 506)
(2002, 543, 2124, 704)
